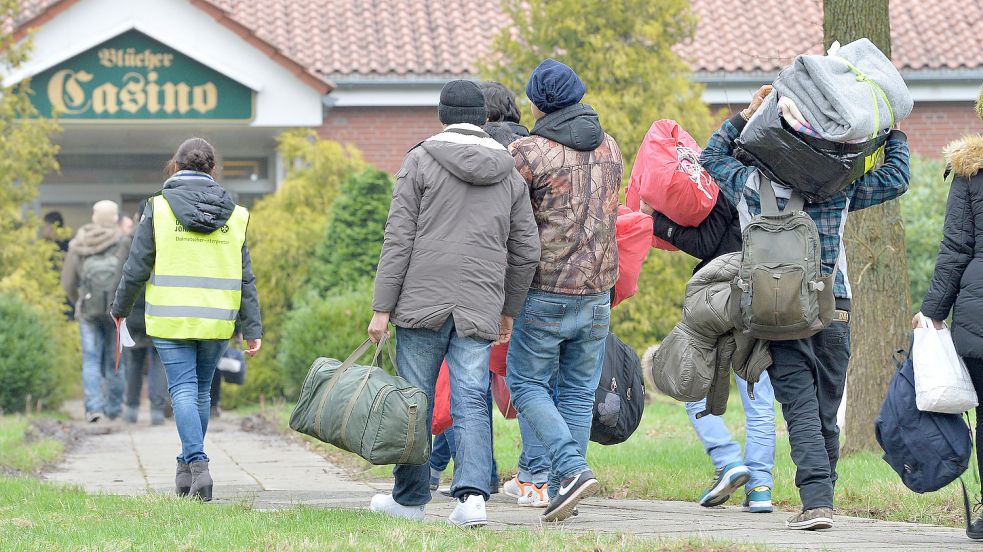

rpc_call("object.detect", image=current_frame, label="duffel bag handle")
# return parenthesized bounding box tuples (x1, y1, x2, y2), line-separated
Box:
(337, 334, 398, 380)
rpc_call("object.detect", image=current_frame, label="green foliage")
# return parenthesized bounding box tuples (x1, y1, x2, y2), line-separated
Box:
(901, 155, 949, 308)
(482, 0, 714, 169)
(0, 2, 74, 411)
(306, 169, 393, 297)
(611, 249, 695, 352)
(276, 285, 377, 399)
(0, 294, 71, 413)
(233, 131, 364, 403)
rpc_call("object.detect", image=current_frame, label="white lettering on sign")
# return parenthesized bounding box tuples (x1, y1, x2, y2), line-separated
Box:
(47, 70, 219, 116)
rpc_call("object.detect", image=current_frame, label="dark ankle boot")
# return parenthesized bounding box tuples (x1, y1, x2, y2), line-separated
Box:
(968, 515, 983, 540)
(175, 461, 191, 496)
(189, 460, 213, 502)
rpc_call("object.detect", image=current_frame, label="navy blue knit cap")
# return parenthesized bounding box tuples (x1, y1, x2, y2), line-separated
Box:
(525, 59, 586, 114)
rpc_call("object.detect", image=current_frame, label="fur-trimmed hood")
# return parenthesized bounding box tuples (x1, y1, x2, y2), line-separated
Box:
(944, 134, 983, 178)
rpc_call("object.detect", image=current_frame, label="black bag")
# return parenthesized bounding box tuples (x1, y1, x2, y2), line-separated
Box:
(218, 345, 246, 385)
(590, 332, 645, 445)
(875, 336, 971, 493)
(734, 93, 889, 203)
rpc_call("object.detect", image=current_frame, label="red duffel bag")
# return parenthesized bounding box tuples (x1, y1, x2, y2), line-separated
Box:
(432, 343, 513, 435)
(626, 120, 719, 250)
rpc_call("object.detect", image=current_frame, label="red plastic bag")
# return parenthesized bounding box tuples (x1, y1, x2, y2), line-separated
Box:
(491, 373, 517, 419)
(432, 362, 452, 435)
(613, 206, 653, 307)
(489, 343, 507, 377)
(626, 120, 719, 250)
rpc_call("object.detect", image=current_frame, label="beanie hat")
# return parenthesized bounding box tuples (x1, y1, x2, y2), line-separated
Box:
(438, 80, 487, 127)
(92, 200, 119, 227)
(525, 59, 586, 114)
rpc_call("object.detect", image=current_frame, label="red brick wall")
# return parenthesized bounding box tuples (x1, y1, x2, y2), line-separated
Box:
(323, 102, 983, 172)
(318, 106, 442, 173)
(710, 101, 983, 158)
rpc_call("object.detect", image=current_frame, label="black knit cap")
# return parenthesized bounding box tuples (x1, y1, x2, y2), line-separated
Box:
(438, 80, 487, 126)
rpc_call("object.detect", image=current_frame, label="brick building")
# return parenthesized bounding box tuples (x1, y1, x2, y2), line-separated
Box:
(14, 0, 983, 221)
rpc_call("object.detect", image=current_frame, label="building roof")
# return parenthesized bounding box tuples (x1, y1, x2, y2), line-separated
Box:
(14, 0, 983, 80)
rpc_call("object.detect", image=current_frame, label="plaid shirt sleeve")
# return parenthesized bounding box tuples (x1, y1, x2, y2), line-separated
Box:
(700, 116, 756, 206)
(849, 131, 911, 211)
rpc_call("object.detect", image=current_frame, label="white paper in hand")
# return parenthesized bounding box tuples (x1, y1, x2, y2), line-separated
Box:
(120, 319, 136, 348)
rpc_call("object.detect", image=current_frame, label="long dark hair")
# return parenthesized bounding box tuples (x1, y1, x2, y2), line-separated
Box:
(479, 81, 521, 123)
(165, 137, 217, 176)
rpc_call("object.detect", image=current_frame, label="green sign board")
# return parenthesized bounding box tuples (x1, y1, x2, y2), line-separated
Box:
(30, 30, 255, 121)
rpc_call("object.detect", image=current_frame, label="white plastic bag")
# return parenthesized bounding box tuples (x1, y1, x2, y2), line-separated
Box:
(912, 315, 978, 413)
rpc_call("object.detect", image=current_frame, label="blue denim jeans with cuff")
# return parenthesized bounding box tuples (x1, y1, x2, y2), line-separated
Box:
(506, 289, 610, 497)
(685, 371, 776, 492)
(80, 316, 125, 418)
(152, 338, 227, 463)
(392, 318, 493, 507)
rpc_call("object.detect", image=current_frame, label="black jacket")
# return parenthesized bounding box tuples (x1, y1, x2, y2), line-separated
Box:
(110, 171, 263, 339)
(651, 193, 742, 273)
(530, 103, 604, 152)
(921, 135, 983, 360)
(483, 121, 529, 148)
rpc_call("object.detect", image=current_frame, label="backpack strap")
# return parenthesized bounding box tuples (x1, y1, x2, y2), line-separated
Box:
(758, 174, 805, 215)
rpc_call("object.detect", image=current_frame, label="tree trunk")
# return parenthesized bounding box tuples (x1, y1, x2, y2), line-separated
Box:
(823, 0, 912, 454)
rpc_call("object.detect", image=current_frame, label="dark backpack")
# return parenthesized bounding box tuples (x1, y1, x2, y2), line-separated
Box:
(78, 241, 125, 321)
(591, 332, 645, 445)
(875, 337, 971, 493)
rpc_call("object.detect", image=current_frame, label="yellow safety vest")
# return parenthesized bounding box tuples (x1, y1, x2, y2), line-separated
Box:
(145, 195, 249, 340)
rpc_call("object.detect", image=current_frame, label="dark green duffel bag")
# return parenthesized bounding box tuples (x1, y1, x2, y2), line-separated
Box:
(289, 337, 430, 465)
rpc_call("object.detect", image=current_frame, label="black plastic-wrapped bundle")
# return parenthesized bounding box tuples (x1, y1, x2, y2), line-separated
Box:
(734, 94, 889, 202)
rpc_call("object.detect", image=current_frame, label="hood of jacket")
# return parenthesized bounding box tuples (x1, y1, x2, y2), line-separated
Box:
(944, 134, 983, 178)
(483, 121, 530, 147)
(531, 103, 604, 151)
(161, 171, 235, 232)
(68, 223, 121, 256)
(421, 124, 515, 185)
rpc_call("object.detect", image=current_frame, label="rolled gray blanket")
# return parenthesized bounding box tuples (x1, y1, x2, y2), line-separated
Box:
(773, 38, 912, 143)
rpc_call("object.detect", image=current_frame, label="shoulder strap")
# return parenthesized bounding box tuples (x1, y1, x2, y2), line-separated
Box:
(759, 174, 805, 215)
(757, 174, 780, 215)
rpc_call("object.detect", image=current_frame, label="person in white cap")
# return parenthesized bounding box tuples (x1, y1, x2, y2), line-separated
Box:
(61, 200, 131, 423)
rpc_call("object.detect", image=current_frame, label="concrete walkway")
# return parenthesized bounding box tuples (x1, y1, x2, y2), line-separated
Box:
(43, 403, 978, 552)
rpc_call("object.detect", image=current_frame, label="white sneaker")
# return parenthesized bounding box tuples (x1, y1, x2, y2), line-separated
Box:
(369, 494, 425, 521)
(448, 494, 487, 527)
(517, 481, 549, 507)
(502, 476, 527, 498)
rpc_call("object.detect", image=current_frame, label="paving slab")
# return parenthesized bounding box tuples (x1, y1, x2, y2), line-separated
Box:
(41, 402, 978, 551)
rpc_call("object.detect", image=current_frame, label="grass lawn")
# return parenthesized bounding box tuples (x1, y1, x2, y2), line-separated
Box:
(0, 416, 64, 474)
(270, 391, 972, 528)
(0, 476, 771, 551)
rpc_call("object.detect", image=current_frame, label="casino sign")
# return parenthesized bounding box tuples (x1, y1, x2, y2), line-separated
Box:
(30, 30, 255, 121)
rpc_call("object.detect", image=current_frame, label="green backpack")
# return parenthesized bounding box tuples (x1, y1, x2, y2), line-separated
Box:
(78, 241, 124, 321)
(289, 337, 430, 466)
(731, 177, 835, 341)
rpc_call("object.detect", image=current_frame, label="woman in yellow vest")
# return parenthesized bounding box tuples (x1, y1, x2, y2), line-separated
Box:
(111, 138, 262, 501)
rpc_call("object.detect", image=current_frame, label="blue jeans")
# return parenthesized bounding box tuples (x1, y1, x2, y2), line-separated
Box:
(392, 318, 493, 506)
(80, 317, 125, 417)
(685, 372, 776, 492)
(152, 338, 226, 463)
(506, 289, 610, 495)
(430, 388, 499, 486)
(517, 413, 550, 484)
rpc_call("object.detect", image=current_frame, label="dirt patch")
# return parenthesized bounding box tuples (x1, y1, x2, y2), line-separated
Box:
(28, 418, 109, 456)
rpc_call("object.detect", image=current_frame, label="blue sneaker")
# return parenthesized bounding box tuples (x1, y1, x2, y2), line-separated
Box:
(743, 486, 774, 513)
(699, 462, 750, 507)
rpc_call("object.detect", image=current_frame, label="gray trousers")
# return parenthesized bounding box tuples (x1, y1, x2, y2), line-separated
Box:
(768, 321, 851, 510)
(123, 345, 169, 412)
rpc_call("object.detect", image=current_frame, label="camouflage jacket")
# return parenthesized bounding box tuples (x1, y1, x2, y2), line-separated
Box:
(510, 123, 623, 295)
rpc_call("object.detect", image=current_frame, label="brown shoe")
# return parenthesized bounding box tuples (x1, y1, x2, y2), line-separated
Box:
(786, 507, 833, 530)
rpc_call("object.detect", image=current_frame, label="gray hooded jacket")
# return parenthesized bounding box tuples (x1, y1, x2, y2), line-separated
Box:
(373, 124, 541, 341)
